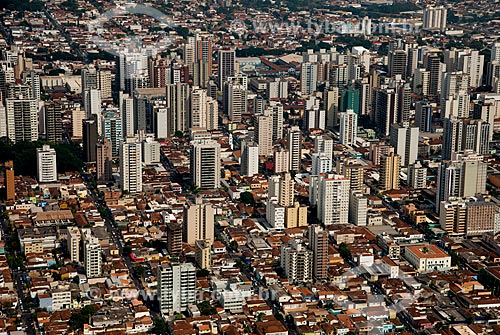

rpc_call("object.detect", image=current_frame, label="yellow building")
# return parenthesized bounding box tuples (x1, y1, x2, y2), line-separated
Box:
(286, 202, 308, 228)
(195, 239, 212, 270)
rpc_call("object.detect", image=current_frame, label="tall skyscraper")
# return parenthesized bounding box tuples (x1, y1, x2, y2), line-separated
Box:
(339, 109, 358, 146)
(300, 62, 318, 95)
(308, 225, 328, 280)
(96, 139, 112, 182)
(317, 174, 350, 225)
(103, 110, 122, 157)
(407, 162, 427, 189)
(380, 151, 401, 191)
(442, 117, 490, 159)
(388, 49, 408, 78)
(280, 240, 313, 284)
(315, 135, 334, 159)
(340, 158, 365, 191)
(267, 102, 284, 141)
(83, 232, 102, 278)
(340, 86, 360, 114)
(190, 139, 221, 189)
(191, 87, 208, 129)
(311, 153, 332, 175)
(43, 102, 63, 143)
(424, 53, 444, 99)
(166, 223, 183, 256)
(389, 123, 419, 167)
(67, 227, 81, 264)
(142, 137, 161, 165)
(120, 137, 143, 193)
(166, 83, 191, 136)
(3, 161, 15, 201)
(415, 100, 433, 132)
(183, 197, 215, 245)
(440, 197, 497, 236)
(255, 113, 273, 157)
(422, 6, 447, 31)
(36, 145, 57, 183)
(158, 263, 196, 316)
(372, 87, 398, 136)
(71, 108, 86, 140)
(349, 190, 368, 226)
(224, 81, 247, 123)
(116, 52, 150, 94)
(325, 87, 340, 128)
(273, 148, 289, 174)
(120, 92, 135, 138)
(287, 126, 302, 172)
(241, 140, 259, 177)
(82, 116, 98, 163)
(436, 152, 487, 211)
(5, 97, 38, 143)
(268, 172, 295, 208)
(217, 48, 235, 90)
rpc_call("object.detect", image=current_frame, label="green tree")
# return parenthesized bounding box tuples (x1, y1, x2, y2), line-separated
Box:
(133, 266, 145, 277)
(70, 305, 97, 330)
(151, 317, 167, 334)
(240, 192, 255, 205)
(230, 240, 239, 251)
(339, 242, 352, 260)
(197, 301, 217, 316)
(197, 269, 210, 277)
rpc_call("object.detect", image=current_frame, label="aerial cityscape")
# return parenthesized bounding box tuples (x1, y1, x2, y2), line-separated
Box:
(1, 0, 500, 334)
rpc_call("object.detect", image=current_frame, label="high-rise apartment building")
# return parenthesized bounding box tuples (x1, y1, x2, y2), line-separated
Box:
(349, 190, 368, 226)
(389, 123, 419, 167)
(436, 151, 487, 211)
(339, 109, 358, 145)
(3, 161, 15, 201)
(183, 197, 215, 245)
(273, 149, 289, 174)
(287, 126, 302, 172)
(5, 97, 38, 143)
(190, 139, 221, 189)
(43, 102, 63, 143)
(36, 145, 57, 183)
(254, 113, 273, 157)
(166, 83, 191, 137)
(241, 140, 259, 177)
(195, 239, 212, 270)
(308, 225, 328, 280)
(268, 172, 295, 208)
(317, 174, 350, 225)
(440, 197, 498, 236)
(388, 49, 407, 78)
(415, 100, 433, 132)
(83, 116, 98, 163)
(224, 81, 247, 123)
(83, 232, 102, 278)
(158, 263, 197, 316)
(380, 151, 401, 191)
(422, 6, 447, 31)
(166, 223, 183, 256)
(280, 240, 313, 284)
(311, 153, 332, 175)
(407, 161, 427, 189)
(67, 227, 81, 264)
(120, 137, 143, 193)
(96, 139, 112, 182)
(217, 49, 235, 90)
(300, 62, 318, 95)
